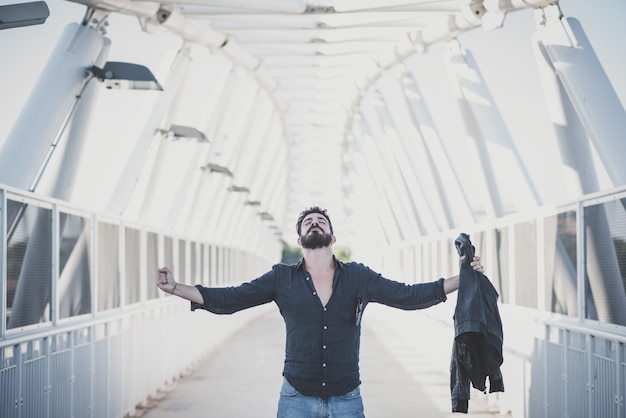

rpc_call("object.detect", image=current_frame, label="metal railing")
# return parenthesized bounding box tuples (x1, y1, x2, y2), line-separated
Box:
(0, 184, 274, 418)
(377, 186, 626, 418)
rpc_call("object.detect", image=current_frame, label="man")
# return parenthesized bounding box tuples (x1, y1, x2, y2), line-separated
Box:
(157, 206, 484, 417)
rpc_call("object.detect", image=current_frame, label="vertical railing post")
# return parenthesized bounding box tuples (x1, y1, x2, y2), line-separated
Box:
(51, 204, 59, 327)
(44, 337, 50, 418)
(0, 189, 6, 339)
(587, 334, 594, 418)
(577, 200, 585, 323)
(617, 342, 624, 418)
(542, 325, 550, 418)
(16, 343, 22, 418)
(68, 331, 74, 418)
(89, 326, 94, 418)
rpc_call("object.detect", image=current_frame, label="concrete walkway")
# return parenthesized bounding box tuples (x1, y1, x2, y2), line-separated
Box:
(137, 305, 503, 418)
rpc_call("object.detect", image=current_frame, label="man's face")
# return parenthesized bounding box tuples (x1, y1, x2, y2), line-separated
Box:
(299, 213, 334, 249)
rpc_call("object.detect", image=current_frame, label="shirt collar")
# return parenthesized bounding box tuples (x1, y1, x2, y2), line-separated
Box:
(296, 255, 344, 271)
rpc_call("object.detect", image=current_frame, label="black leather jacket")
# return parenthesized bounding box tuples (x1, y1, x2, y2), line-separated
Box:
(450, 257, 504, 413)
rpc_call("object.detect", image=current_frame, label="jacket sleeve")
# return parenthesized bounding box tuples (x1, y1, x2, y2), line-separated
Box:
(450, 339, 471, 413)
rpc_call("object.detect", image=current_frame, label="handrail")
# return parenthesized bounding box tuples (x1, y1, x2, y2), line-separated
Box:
(0, 297, 181, 349)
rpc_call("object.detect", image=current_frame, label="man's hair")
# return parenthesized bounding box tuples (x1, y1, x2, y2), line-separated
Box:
(296, 206, 334, 235)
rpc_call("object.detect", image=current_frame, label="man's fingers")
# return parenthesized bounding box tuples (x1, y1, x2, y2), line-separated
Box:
(157, 268, 170, 286)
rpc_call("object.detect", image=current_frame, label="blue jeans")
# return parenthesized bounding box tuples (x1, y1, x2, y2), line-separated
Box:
(277, 378, 365, 418)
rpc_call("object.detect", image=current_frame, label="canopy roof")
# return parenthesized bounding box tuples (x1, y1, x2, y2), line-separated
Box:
(8, 0, 561, 254)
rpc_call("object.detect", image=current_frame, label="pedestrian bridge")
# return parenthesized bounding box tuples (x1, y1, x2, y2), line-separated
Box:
(1, 0, 625, 417)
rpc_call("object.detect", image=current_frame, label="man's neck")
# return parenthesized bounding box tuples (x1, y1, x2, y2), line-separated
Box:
(303, 246, 334, 271)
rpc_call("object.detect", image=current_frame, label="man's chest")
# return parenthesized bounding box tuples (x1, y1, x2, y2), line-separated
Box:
(311, 273, 334, 306)
(275, 273, 360, 324)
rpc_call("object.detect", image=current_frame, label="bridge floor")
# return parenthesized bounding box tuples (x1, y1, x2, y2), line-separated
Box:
(138, 305, 502, 418)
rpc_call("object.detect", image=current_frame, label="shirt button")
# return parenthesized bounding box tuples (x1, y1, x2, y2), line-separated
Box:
(324, 325, 327, 330)
(323, 307, 327, 311)
(323, 363, 326, 367)
(323, 345, 326, 349)
(322, 382, 326, 387)
(313, 292, 317, 296)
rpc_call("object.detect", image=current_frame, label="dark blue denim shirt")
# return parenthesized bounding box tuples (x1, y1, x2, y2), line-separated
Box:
(191, 257, 447, 398)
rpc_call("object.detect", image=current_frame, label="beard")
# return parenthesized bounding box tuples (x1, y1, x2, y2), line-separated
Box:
(300, 230, 333, 249)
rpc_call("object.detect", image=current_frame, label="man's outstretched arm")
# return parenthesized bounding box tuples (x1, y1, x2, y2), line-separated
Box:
(157, 266, 204, 305)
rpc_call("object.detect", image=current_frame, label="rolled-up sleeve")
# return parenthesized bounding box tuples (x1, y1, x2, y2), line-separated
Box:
(190, 270, 276, 314)
(365, 269, 447, 309)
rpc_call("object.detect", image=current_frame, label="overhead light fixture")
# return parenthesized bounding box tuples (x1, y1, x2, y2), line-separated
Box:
(88, 61, 163, 90)
(228, 185, 250, 193)
(28, 60, 161, 194)
(259, 212, 274, 221)
(201, 163, 233, 177)
(245, 200, 261, 206)
(158, 124, 208, 142)
(0, 1, 49, 30)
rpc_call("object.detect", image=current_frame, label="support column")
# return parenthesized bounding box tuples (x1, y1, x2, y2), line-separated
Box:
(5, 20, 108, 329)
(105, 38, 186, 217)
(0, 22, 106, 191)
(444, 39, 541, 218)
(533, 4, 626, 326)
(376, 73, 440, 235)
(535, 5, 626, 187)
(132, 45, 194, 226)
(403, 63, 476, 228)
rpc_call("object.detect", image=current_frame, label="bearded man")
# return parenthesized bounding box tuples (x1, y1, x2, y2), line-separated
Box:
(157, 206, 484, 418)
